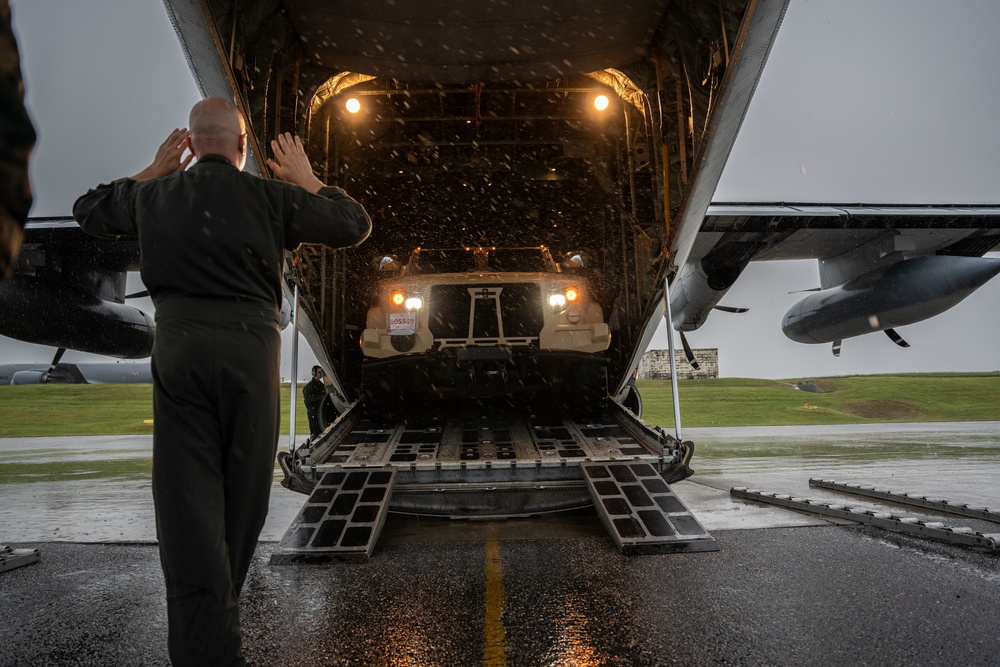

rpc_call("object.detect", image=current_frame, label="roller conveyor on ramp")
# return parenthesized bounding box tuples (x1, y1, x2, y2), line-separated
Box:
(731, 486, 1000, 551)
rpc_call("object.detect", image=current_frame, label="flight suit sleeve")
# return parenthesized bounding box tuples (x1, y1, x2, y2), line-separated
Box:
(283, 185, 372, 251)
(72, 180, 139, 238)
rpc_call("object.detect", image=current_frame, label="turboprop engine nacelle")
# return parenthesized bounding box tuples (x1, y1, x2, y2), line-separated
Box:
(670, 259, 741, 332)
(782, 255, 1000, 344)
(0, 274, 154, 358)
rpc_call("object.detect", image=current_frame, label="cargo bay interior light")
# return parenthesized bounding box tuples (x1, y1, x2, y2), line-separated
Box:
(593, 94, 609, 111)
(346, 97, 361, 113)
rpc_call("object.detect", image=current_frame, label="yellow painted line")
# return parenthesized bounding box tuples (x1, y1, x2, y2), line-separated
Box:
(482, 538, 508, 666)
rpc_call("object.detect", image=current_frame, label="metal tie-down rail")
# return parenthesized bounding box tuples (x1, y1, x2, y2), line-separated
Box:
(730, 485, 1000, 550)
(808, 478, 1000, 523)
(0, 546, 40, 573)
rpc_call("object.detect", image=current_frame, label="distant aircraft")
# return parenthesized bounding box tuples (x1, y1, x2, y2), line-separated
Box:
(0, 361, 151, 385)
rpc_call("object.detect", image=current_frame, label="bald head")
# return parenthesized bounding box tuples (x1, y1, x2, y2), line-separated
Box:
(188, 97, 247, 169)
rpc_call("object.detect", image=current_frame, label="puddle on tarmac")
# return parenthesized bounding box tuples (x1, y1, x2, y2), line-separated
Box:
(0, 435, 301, 542)
(685, 421, 1000, 509)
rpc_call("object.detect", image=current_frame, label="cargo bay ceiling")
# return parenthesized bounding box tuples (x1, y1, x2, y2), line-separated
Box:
(283, 0, 662, 83)
(165, 0, 782, 396)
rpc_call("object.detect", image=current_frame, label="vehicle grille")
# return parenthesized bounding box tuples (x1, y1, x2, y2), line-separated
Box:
(428, 284, 543, 340)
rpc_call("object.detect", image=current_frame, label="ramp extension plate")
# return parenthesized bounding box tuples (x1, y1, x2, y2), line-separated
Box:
(271, 466, 396, 564)
(582, 462, 717, 554)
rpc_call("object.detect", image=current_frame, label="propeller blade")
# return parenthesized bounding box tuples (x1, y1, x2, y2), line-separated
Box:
(832, 340, 842, 357)
(884, 328, 911, 348)
(125, 290, 149, 299)
(47, 347, 66, 372)
(679, 331, 701, 370)
(43, 347, 67, 383)
(713, 305, 749, 314)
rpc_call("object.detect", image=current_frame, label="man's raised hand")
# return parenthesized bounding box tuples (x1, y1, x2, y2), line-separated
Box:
(132, 128, 193, 181)
(267, 132, 325, 194)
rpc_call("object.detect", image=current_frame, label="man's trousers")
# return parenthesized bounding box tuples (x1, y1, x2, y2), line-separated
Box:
(150, 299, 281, 666)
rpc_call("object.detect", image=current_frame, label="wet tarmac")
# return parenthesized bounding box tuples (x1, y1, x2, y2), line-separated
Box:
(2, 422, 999, 665)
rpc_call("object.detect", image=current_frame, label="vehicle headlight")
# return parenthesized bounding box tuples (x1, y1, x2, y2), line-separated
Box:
(390, 290, 406, 307)
(548, 293, 567, 307)
(564, 287, 580, 303)
(404, 296, 423, 310)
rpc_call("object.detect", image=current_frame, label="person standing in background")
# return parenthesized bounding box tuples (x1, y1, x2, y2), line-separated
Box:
(303, 364, 334, 438)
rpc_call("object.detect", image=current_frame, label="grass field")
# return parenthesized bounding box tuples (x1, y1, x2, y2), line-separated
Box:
(638, 373, 1000, 428)
(0, 373, 998, 437)
(0, 384, 314, 438)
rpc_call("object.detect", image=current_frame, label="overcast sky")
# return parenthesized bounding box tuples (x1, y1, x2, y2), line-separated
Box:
(7, 0, 1000, 380)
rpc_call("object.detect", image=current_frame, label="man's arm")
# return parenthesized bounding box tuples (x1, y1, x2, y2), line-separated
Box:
(267, 133, 324, 194)
(130, 128, 193, 181)
(282, 185, 372, 250)
(73, 181, 138, 238)
(73, 129, 194, 237)
(268, 131, 372, 249)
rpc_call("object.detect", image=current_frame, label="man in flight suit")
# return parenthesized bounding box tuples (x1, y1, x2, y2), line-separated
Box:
(73, 97, 371, 665)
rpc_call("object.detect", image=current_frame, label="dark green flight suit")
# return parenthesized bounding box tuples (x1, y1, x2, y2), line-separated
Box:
(302, 376, 330, 437)
(74, 155, 370, 666)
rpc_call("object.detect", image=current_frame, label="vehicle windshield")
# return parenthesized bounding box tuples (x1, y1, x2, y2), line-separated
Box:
(406, 248, 554, 275)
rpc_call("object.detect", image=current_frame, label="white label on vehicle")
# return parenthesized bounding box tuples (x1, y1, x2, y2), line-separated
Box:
(388, 312, 416, 335)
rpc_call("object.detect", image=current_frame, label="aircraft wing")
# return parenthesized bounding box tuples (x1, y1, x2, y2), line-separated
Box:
(0, 218, 154, 359)
(19, 217, 141, 271)
(694, 203, 1000, 266)
(669, 202, 1000, 353)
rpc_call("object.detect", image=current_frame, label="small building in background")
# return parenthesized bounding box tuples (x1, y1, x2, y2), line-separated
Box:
(637, 349, 719, 380)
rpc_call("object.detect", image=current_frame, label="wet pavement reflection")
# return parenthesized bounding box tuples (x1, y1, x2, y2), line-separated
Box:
(2, 422, 1000, 666)
(687, 421, 1000, 508)
(0, 435, 300, 542)
(1, 421, 998, 541)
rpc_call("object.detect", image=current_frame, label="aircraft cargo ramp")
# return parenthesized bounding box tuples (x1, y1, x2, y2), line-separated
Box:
(273, 399, 716, 562)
